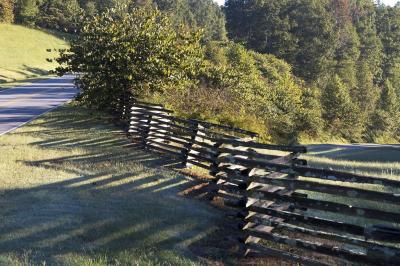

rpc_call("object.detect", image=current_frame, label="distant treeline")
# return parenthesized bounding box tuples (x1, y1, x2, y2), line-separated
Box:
(2, 0, 400, 144)
(0, 0, 226, 41)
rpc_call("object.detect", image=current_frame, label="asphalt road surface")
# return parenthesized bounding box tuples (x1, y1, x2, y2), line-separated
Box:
(0, 75, 77, 136)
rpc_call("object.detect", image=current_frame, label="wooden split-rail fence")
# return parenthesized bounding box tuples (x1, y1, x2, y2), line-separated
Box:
(129, 101, 400, 265)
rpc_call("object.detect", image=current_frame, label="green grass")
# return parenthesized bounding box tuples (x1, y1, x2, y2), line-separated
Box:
(297, 144, 400, 233)
(0, 103, 222, 265)
(0, 24, 69, 86)
(302, 144, 400, 178)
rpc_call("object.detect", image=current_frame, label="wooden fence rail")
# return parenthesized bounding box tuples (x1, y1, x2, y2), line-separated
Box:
(128, 101, 400, 265)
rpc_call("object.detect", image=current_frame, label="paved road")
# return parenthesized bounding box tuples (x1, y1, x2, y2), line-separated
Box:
(0, 75, 77, 136)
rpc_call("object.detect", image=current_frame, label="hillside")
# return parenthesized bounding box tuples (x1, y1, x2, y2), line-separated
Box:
(0, 24, 68, 86)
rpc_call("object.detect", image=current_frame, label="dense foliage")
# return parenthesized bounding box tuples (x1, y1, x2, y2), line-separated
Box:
(11, 0, 226, 40)
(225, 0, 400, 142)
(5, 0, 400, 143)
(0, 0, 14, 23)
(56, 5, 320, 143)
(56, 6, 202, 118)
(158, 42, 322, 143)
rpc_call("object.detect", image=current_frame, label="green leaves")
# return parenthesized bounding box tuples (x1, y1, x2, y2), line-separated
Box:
(56, 5, 203, 118)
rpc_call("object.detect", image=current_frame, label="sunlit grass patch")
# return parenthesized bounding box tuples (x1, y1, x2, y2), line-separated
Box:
(0, 24, 68, 86)
(302, 144, 400, 179)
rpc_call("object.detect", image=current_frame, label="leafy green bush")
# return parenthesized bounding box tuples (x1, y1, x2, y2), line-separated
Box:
(56, 5, 202, 118)
(156, 41, 323, 143)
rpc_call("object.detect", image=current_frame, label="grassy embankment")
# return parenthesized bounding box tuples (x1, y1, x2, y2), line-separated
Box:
(0, 24, 69, 89)
(0, 103, 222, 265)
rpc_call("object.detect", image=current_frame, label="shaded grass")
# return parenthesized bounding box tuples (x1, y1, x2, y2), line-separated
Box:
(0, 24, 68, 85)
(0, 103, 222, 265)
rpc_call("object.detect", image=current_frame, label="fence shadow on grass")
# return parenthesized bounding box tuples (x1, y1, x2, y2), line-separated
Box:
(0, 105, 227, 264)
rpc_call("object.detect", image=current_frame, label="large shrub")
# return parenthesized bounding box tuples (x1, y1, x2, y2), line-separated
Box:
(56, 5, 202, 117)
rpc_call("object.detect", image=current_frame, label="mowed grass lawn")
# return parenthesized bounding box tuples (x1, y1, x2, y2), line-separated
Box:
(0, 24, 69, 87)
(0, 103, 222, 265)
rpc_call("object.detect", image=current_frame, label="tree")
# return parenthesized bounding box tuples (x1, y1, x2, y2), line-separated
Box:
(376, 4, 400, 92)
(351, 0, 383, 83)
(37, 0, 84, 33)
(0, 0, 14, 23)
(331, 0, 360, 90)
(14, 0, 41, 25)
(370, 79, 400, 141)
(56, 5, 203, 118)
(322, 75, 359, 139)
(153, 0, 227, 41)
(187, 0, 227, 41)
(224, 0, 337, 83)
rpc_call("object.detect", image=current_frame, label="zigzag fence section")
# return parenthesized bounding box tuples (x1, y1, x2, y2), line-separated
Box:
(128, 101, 400, 265)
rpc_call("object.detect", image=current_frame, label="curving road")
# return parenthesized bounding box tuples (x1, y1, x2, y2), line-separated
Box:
(0, 75, 77, 136)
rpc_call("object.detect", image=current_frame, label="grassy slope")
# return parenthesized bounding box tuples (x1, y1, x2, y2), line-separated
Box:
(0, 103, 221, 265)
(0, 24, 68, 86)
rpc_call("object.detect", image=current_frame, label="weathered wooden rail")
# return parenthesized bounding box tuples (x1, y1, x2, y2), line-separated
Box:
(129, 101, 400, 265)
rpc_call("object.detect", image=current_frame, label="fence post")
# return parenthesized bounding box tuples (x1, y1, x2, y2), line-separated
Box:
(242, 152, 304, 257)
(129, 104, 152, 148)
(147, 105, 170, 145)
(182, 121, 204, 167)
(129, 105, 145, 145)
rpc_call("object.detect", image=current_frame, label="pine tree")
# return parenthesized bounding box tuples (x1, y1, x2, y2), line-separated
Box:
(154, 0, 227, 41)
(370, 79, 400, 141)
(322, 75, 359, 139)
(331, 1, 360, 85)
(376, 5, 400, 92)
(353, 61, 380, 139)
(351, 0, 383, 83)
(225, 0, 337, 83)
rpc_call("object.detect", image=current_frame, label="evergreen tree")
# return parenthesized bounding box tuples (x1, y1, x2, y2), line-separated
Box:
(353, 61, 380, 139)
(370, 79, 400, 141)
(351, 0, 383, 83)
(332, 0, 360, 90)
(376, 5, 400, 92)
(225, 0, 337, 83)
(322, 75, 359, 139)
(187, 0, 227, 41)
(153, 0, 226, 41)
